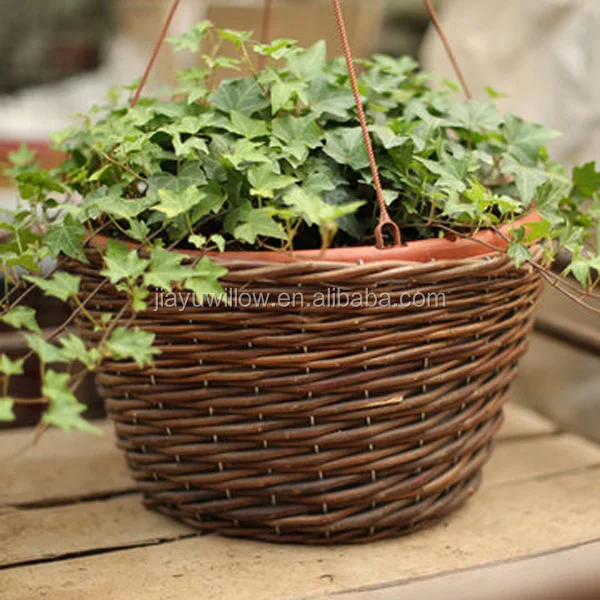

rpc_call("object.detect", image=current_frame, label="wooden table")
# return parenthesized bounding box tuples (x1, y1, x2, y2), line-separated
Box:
(2, 404, 600, 600)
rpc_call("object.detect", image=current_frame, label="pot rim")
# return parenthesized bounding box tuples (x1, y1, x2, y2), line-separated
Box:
(91, 211, 541, 265)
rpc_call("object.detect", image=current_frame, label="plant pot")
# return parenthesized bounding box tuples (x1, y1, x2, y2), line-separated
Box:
(71, 224, 543, 544)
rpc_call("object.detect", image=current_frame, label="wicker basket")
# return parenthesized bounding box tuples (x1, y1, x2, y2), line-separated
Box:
(73, 246, 543, 544)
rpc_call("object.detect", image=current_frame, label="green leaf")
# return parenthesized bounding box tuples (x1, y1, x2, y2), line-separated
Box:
(565, 259, 591, 287)
(507, 242, 532, 268)
(24, 272, 81, 302)
(166, 21, 212, 53)
(144, 247, 190, 292)
(501, 156, 549, 206)
(155, 185, 207, 219)
(503, 115, 560, 165)
(100, 240, 149, 285)
(0, 398, 15, 422)
(45, 214, 88, 263)
(283, 185, 364, 228)
(0, 354, 24, 376)
(217, 28, 252, 49)
(231, 208, 287, 244)
(572, 162, 600, 199)
(447, 100, 504, 131)
(105, 327, 158, 368)
(224, 139, 272, 168)
(184, 257, 228, 299)
(306, 77, 356, 119)
(370, 125, 408, 150)
(323, 128, 370, 171)
(1, 306, 41, 334)
(271, 80, 308, 114)
(229, 110, 269, 139)
(25, 334, 64, 364)
(210, 78, 270, 116)
(7, 144, 37, 168)
(253, 38, 297, 59)
(42, 370, 101, 434)
(248, 164, 296, 199)
(272, 114, 323, 149)
(59, 334, 102, 370)
(287, 41, 326, 79)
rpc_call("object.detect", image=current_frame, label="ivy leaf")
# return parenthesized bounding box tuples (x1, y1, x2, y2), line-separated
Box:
(272, 114, 323, 149)
(572, 162, 600, 199)
(155, 185, 207, 219)
(323, 128, 370, 171)
(45, 214, 88, 263)
(1, 306, 41, 334)
(248, 164, 297, 198)
(283, 185, 364, 228)
(224, 139, 272, 168)
(166, 21, 212, 53)
(565, 259, 591, 287)
(231, 207, 287, 244)
(210, 78, 270, 116)
(306, 77, 356, 119)
(507, 242, 532, 268)
(0, 398, 15, 422)
(417, 151, 480, 196)
(501, 156, 549, 206)
(447, 100, 504, 131)
(229, 110, 269, 139)
(24, 272, 81, 302)
(271, 80, 308, 114)
(184, 257, 228, 298)
(253, 38, 297, 59)
(503, 115, 561, 165)
(104, 327, 158, 368)
(217, 28, 252, 49)
(0, 354, 24, 376)
(287, 40, 326, 79)
(100, 240, 149, 285)
(172, 134, 209, 159)
(42, 370, 101, 434)
(144, 247, 190, 292)
(370, 125, 408, 150)
(59, 334, 102, 370)
(25, 334, 64, 364)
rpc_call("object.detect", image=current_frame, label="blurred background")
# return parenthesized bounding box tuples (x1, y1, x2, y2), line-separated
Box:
(0, 0, 598, 443)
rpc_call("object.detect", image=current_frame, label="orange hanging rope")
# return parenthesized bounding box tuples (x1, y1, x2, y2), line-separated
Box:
(423, 0, 472, 100)
(331, 0, 401, 248)
(130, 0, 182, 108)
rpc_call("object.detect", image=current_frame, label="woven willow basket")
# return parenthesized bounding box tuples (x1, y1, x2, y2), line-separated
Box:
(73, 244, 543, 544)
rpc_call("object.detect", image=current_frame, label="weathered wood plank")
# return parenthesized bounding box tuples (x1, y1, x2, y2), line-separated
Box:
(485, 433, 600, 488)
(1, 432, 598, 568)
(0, 496, 191, 568)
(496, 403, 558, 440)
(2, 469, 600, 600)
(333, 540, 600, 600)
(1, 421, 131, 507)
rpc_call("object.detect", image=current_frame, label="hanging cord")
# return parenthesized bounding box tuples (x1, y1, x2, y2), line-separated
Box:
(331, 0, 401, 249)
(130, 0, 182, 109)
(423, 0, 472, 100)
(258, 0, 274, 71)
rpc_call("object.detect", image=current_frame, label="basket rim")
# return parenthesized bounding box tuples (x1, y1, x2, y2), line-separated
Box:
(90, 212, 541, 265)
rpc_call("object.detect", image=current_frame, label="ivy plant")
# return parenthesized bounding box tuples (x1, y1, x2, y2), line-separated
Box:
(1, 21, 599, 432)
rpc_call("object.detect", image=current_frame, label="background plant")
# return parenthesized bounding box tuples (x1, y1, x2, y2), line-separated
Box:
(1, 22, 599, 432)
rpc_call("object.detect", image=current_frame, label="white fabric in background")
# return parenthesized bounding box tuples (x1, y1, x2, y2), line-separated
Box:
(421, 0, 600, 165)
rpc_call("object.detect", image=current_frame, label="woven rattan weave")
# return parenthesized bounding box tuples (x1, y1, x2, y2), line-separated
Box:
(73, 249, 543, 544)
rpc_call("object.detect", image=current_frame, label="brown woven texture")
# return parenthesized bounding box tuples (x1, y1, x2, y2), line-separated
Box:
(72, 250, 543, 544)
